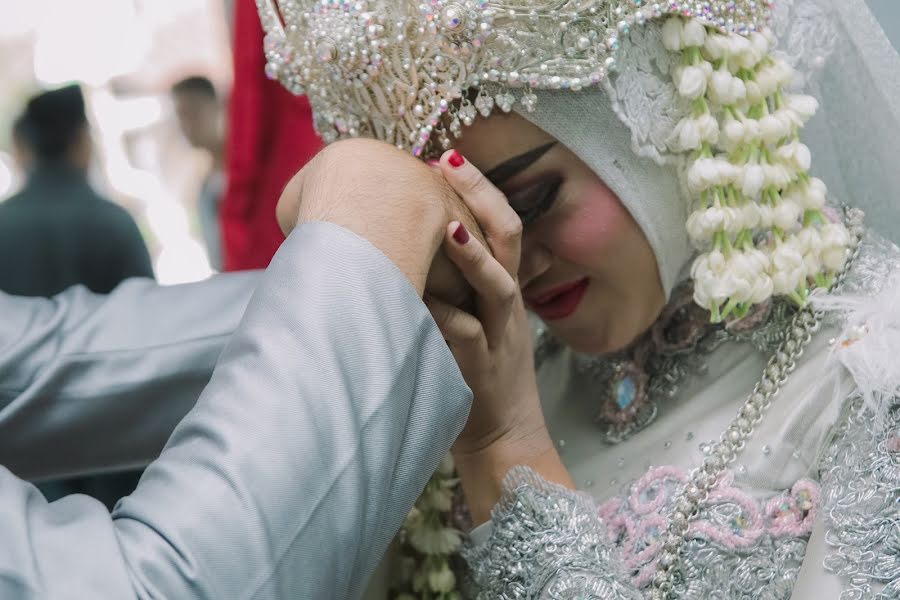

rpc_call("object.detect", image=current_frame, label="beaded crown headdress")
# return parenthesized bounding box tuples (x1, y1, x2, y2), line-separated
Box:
(257, 0, 852, 326)
(257, 0, 771, 156)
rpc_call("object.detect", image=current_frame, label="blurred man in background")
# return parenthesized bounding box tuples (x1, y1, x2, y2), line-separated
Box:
(11, 112, 35, 177)
(0, 84, 155, 509)
(172, 76, 226, 271)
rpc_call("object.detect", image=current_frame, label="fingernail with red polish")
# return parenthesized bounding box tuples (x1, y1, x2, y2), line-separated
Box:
(452, 222, 470, 244)
(447, 150, 465, 168)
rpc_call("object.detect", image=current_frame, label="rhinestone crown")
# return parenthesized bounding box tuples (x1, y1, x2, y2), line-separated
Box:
(257, 0, 772, 155)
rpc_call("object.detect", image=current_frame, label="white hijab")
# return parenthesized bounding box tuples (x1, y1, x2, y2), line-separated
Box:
(517, 0, 900, 301)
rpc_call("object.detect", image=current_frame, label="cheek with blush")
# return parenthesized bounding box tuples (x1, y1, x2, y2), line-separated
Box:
(542, 180, 631, 271)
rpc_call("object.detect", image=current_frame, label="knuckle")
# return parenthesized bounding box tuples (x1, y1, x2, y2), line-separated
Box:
(460, 323, 482, 344)
(501, 214, 524, 239)
(498, 279, 518, 305)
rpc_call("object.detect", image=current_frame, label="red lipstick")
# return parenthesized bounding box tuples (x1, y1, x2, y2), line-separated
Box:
(526, 278, 590, 321)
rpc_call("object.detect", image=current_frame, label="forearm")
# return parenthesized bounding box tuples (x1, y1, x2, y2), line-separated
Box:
(0, 224, 471, 599)
(111, 223, 471, 598)
(0, 271, 259, 480)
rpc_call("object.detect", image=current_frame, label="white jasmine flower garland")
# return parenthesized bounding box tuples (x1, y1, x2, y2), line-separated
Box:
(665, 16, 851, 322)
(392, 454, 463, 600)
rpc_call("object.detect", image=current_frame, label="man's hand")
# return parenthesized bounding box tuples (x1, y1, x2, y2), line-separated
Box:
(277, 139, 479, 307)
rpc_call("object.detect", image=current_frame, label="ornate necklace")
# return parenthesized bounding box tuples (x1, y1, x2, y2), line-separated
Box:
(535, 285, 798, 444)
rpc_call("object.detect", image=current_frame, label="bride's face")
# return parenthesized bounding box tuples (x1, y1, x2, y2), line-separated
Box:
(453, 112, 665, 354)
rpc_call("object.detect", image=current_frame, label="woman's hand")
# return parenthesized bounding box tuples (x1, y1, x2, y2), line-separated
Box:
(425, 150, 572, 524)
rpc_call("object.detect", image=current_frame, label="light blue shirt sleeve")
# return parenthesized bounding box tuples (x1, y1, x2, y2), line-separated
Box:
(0, 221, 472, 599)
(0, 269, 260, 481)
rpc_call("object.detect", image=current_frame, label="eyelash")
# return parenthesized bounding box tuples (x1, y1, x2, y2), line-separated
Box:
(508, 179, 563, 227)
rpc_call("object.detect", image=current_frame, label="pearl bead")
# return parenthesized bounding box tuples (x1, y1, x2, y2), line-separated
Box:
(440, 4, 466, 32)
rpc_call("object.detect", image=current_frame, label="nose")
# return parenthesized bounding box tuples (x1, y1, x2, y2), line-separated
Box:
(518, 233, 553, 289)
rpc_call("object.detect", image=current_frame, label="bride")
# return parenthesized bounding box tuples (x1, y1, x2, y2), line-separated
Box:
(261, 0, 900, 597)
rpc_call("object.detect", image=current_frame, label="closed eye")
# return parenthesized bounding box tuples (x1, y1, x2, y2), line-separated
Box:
(506, 178, 563, 226)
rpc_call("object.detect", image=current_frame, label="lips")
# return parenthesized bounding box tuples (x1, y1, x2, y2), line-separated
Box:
(526, 278, 590, 321)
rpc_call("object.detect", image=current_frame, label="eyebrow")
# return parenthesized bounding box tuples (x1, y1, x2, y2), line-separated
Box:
(485, 141, 557, 185)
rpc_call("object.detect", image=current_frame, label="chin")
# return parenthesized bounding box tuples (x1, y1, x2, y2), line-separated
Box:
(549, 320, 636, 356)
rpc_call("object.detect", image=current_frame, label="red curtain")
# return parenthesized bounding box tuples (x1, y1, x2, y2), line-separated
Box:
(221, 0, 323, 271)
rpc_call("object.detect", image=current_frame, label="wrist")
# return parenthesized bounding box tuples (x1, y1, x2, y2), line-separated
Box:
(453, 425, 573, 525)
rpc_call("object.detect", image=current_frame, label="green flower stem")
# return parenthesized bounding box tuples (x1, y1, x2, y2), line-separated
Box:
(803, 209, 825, 227)
(788, 290, 806, 307)
(773, 89, 785, 111)
(773, 226, 785, 243)
(692, 97, 710, 117)
(710, 301, 723, 323)
(726, 185, 740, 206)
(720, 297, 740, 320)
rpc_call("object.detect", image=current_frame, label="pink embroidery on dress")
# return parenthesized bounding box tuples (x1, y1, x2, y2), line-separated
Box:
(596, 465, 820, 588)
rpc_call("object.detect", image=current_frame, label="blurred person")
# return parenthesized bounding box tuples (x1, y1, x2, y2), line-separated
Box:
(220, 0, 323, 271)
(11, 112, 34, 176)
(0, 84, 154, 509)
(0, 85, 154, 295)
(172, 76, 226, 270)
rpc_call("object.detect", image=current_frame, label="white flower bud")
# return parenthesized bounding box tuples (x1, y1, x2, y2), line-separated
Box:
(723, 206, 742, 234)
(409, 526, 462, 555)
(770, 59, 794, 86)
(686, 212, 708, 244)
(755, 67, 779, 99)
(744, 246, 771, 273)
(762, 27, 777, 46)
(749, 32, 770, 56)
(740, 203, 761, 229)
(821, 222, 851, 249)
(794, 226, 822, 254)
(671, 118, 701, 151)
(803, 250, 822, 277)
(428, 563, 456, 593)
(703, 33, 729, 60)
(745, 79, 763, 104)
(720, 115, 746, 151)
(692, 250, 730, 307)
(677, 65, 708, 99)
(771, 238, 804, 273)
(776, 141, 812, 172)
(662, 17, 684, 51)
(760, 114, 789, 144)
(687, 158, 738, 192)
(778, 107, 804, 129)
(742, 117, 761, 144)
(741, 164, 766, 199)
(822, 245, 849, 272)
(696, 113, 720, 143)
(748, 272, 775, 303)
(683, 19, 707, 47)
(709, 69, 738, 105)
(731, 34, 763, 69)
(763, 164, 792, 189)
(799, 178, 827, 210)
(785, 94, 819, 121)
(773, 199, 802, 231)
